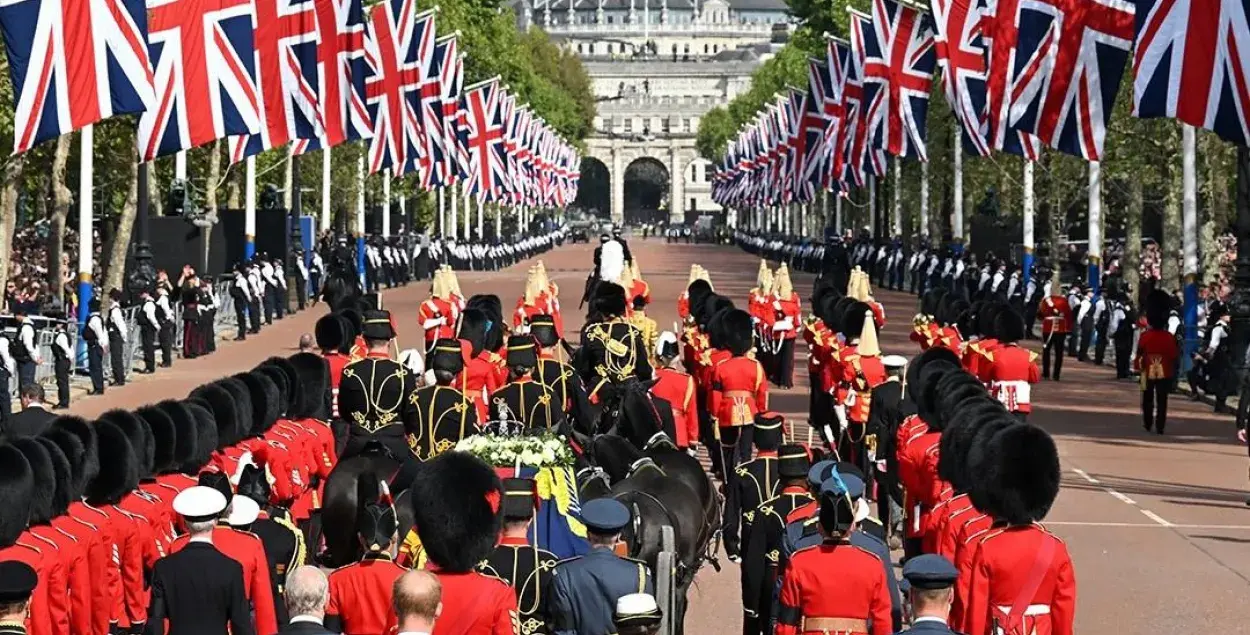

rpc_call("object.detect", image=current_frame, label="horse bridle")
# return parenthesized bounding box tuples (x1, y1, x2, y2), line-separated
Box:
(643, 431, 678, 452)
(626, 457, 665, 479)
(576, 465, 611, 490)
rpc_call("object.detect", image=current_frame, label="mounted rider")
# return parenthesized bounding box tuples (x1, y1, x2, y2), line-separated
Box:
(336, 309, 420, 462)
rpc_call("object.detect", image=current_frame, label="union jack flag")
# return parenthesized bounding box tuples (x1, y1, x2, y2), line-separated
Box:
(0, 0, 155, 154)
(458, 78, 507, 202)
(859, 0, 938, 161)
(931, 0, 992, 155)
(418, 34, 455, 188)
(290, 0, 372, 156)
(825, 37, 857, 190)
(1132, 0, 1250, 146)
(398, 7, 436, 179)
(803, 59, 833, 191)
(438, 35, 465, 182)
(137, 0, 261, 161)
(1006, 0, 1135, 160)
(978, 0, 1042, 159)
(848, 11, 887, 183)
(363, 2, 433, 175)
(499, 90, 520, 202)
(228, 0, 322, 163)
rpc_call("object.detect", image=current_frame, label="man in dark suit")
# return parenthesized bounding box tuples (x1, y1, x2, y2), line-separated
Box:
(279, 566, 337, 635)
(145, 486, 255, 635)
(4, 383, 54, 439)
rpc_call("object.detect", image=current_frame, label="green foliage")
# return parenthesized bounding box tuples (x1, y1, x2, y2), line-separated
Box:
(695, 107, 735, 164)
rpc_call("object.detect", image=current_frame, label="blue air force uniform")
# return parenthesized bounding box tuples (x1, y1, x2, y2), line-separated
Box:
(548, 499, 654, 635)
(893, 555, 960, 635)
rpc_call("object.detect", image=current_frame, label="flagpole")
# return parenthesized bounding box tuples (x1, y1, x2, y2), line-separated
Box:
(175, 150, 187, 180)
(321, 147, 332, 232)
(920, 159, 929, 246)
(463, 185, 471, 238)
(1182, 123, 1200, 359)
(835, 193, 843, 235)
(953, 141, 964, 252)
(438, 187, 446, 237)
(891, 156, 901, 236)
(1022, 160, 1035, 285)
(77, 126, 94, 332)
(495, 203, 502, 238)
(1087, 160, 1102, 296)
(868, 175, 876, 238)
(382, 172, 392, 239)
(451, 182, 460, 240)
(245, 155, 257, 261)
(356, 154, 367, 284)
(476, 196, 484, 238)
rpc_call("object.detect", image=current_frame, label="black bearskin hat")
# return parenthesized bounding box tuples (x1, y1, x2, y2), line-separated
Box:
(842, 301, 870, 340)
(811, 278, 839, 311)
(964, 418, 1019, 513)
(86, 420, 139, 506)
(904, 347, 961, 403)
(49, 416, 98, 493)
(590, 282, 628, 319)
(12, 438, 55, 525)
(705, 303, 732, 350)
(0, 444, 33, 546)
(468, 294, 506, 350)
(218, 378, 256, 441)
(101, 409, 155, 479)
(721, 309, 755, 356)
(458, 308, 491, 357)
(235, 459, 271, 507)
(156, 401, 198, 469)
(976, 302, 1005, 339)
(936, 400, 1003, 492)
(817, 293, 841, 328)
(262, 356, 303, 420)
(315, 313, 347, 351)
(1146, 289, 1172, 329)
(199, 471, 234, 504)
(409, 451, 502, 572)
(956, 305, 979, 340)
(42, 428, 86, 503)
(35, 437, 72, 518)
(239, 372, 281, 435)
(256, 364, 291, 418)
(686, 279, 714, 319)
(701, 296, 735, 331)
(916, 362, 963, 430)
(829, 297, 857, 334)
(942, 298, 970, 328)
(935, 376, 991, 423)
(430, 338, 467, 377)
(137, 405, 179, 474)
(287, 353, 330, 420)
(982, 424, 1061, 525)
(357, 477, 398, 552)
(196, 383, 241, 448)
(182, 399, 219, 473)
(994, 309, 1026, 344)
(335, 311, 359, 355)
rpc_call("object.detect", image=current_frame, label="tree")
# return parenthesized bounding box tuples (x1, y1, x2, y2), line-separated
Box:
(48, 134, 71, 305)
(695, 107, 735, 163)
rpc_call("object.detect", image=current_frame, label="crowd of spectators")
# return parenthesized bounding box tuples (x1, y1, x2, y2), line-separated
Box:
(2, 225, 101, 318)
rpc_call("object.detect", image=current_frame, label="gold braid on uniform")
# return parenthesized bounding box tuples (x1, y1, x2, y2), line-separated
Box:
(275, 513, 306, 595)
(586, 319, 639, 381)
(343, 360, 407, 433)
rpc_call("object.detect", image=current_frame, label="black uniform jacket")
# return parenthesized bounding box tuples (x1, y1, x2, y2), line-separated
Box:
(143, 541, 255, 635)
(478, 537, 559, 635)
(408, 384, 479, 460)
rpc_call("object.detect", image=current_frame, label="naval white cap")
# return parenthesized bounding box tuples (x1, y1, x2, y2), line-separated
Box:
(882, 354, 909, 369)
(615, 593, 662, 624)
(226, 495, 260, 527)
(173, 486, 228, 521)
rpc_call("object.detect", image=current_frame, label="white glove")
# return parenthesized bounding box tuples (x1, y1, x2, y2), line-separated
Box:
(833, 404, 847, 427)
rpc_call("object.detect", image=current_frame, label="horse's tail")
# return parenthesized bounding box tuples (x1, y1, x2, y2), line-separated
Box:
(320, 455, 389, 568)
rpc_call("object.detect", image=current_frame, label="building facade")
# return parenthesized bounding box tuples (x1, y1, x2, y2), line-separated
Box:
(519, 0, 789, 223)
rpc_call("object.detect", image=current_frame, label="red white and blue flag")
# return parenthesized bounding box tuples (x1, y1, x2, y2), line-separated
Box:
(1005, 0, 1134, 160)
(292, 0, 372, 156)
(362, 2, 433, 175)
(437, 34, 465, 182)
(137, 0, 261, 161)
(1132, 0, 1250, 146)
(0, 0, 156, 154)
(859, 0, 938, 161)
(418, 33, 456, 188)
(802, 59, 833, 192)
(229, 0, 322, 163)
(826, 37, 859, 189)
(931, 0, 993, 155)
(458, 78, 507, 202)
(848, 11, 886, 182)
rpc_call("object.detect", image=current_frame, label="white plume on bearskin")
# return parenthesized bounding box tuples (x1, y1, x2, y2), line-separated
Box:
(599, 240, 626, 284)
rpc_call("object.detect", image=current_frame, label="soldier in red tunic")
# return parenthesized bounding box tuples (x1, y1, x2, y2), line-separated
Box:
(710, 309, 769, 471)
(836, 303, 887, 468)
(983, 311, 1040, 421)
(650, 333, 698, 450)
(420, 270, 460, 349)
(326, 480, 405, 635)
(960, 425, 1074, 635)
(317, 313, 354, 420)
(1035, 291, 1074, 381)
(769, 264, 802, 389)
(403, 452, 519, 635)
(775, 476, 893, 635)
(1136, 290, 1180, 434)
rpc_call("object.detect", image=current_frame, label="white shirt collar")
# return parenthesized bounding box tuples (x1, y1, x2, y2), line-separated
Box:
(289, 616, 324, 626)
(912, 616, 948, 626)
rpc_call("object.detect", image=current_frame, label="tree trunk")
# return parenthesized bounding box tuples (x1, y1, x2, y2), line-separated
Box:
(207, 139, 221, 215)
(102, 159, 138, 300)
(0, 156, 24, 308)
(47, 134, 72, 306)
(1161, 130, 1183, 292)
(1125, 178, 1143, 303)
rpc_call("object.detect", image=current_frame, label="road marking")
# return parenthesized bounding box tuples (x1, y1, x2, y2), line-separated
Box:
(1045, 521, 1250, 529)
(1107, 490, 1137, 505)
(1071, 468, 1099, 484)
(1140, 509, 1174, 527)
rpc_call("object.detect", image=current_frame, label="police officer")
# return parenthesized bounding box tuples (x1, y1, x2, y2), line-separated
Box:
(156, 286, 176, 366)
(10, 310, 37, 388)
(231, 263, 252, 341)
(338, 309, 420, 461)
(139, 289, 160, 374)
(233, 460, 305, 626)
(894, 556, 960, 635)
(294, 249, 310, 311)
(478, 478, 559, 635)
(549, 498, 654, 635)
(106, 289, 128, 385)
(491, 335, 564, 434)
(0, 561, 36, 635)
(49, 317, 71, 408)
(407, 339, 480, 461)
(725, 412, 785, 562)
(740, 445, 813, 635)
(325, 478, 405, 635)
(82, 298, 106, 394)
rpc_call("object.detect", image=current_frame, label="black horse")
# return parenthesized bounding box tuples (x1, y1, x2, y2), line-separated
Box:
(316, 448, 402, 568)
(320, 258, 362, 311)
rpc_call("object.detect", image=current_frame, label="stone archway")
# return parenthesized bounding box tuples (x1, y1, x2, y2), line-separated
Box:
(572, 156, 610, 217)
(623, 156, 669, 225)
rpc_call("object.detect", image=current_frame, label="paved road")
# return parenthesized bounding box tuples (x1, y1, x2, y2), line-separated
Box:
(70, 238, 1250, 634)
